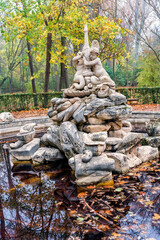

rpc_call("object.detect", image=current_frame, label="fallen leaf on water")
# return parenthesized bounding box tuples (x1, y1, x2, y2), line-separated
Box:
(77, 217, 84, 222)
(86, 185, 95, 189)
(152, 213, 160, 220)
(98, 224, 110, 231)
(116, 180, 127, 185)
(145, 201, 153, 205)
(78, 192, 88, 198)
(112, 232, 121, 237)
(56, 202, 63, 206)
(69, 210, 77, 217)
(104, 210, 112, 215)
(115, 187, 123, 192)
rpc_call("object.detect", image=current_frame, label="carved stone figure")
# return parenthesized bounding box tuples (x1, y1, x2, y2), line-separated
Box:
(72, 52, 85, 90)
(83, 41, 115, 89)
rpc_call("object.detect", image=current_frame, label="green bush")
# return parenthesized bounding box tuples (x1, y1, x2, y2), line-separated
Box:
(117, 87, 160, 104)
(0, 92, 62, 112)
(137, 54, 160, 87)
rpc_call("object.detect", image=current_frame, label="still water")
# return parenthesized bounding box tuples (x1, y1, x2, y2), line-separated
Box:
(0, 144, 160, 240)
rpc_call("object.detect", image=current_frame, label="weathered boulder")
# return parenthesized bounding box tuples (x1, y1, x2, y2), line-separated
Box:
(144, 136, 160, 148)
(105, 137, 122, 151)
(109, 92, 127, 105)
(146, 121, 160, 136)
(85, 141, 106, 156)
(82, 132, 106, 156)
(109, 120, 122, 131)
(127, 153, 142, 168)
(57, 101, 81, 122)
(83, 124, 111, 133)
(76, 172, 112, 186)
(57, 101, 72, 112)
(73, 103, 86, 124)
(109, 129, 127, 139)
(96, 105, 132, 120)
(16, 123, 36, 143)
(11, 138, 40, 161)
(32, 147, 65, 166)
(87, 117, 105, 125)
(10, 140, 24, 149)
(0, 112, 14, 122)
(84, 98, 114, 117)
(107, 152, 129, 173)
(69, 153, 115, 178)
(90, 132, 108, 142)
(122, 120, 132, 133)
(41, 124, 62, 151)
(135, 146, 159, 162)
(117, 132, 144, 153)
(59, 121, 85, 159)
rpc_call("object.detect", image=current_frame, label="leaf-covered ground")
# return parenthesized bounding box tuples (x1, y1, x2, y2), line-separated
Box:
(1, 103, 159, 121)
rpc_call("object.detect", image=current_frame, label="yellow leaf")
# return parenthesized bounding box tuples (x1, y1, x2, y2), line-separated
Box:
(145, 201, 153, 205)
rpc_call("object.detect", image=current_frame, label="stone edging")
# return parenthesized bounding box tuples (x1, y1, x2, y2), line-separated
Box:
(0, 116, 52, 140)
(0, 111, 160, 139)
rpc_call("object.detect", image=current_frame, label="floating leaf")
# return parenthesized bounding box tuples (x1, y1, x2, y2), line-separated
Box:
(77, 217, 84, 222)
(153, 213, 160, 220)
(78, 192, 88, 198)
(115, 188, 123, 192)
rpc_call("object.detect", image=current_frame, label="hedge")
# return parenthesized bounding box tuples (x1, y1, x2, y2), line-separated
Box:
(0, 92, 62, 112)
(0, 87, 160, 112)
(117, 87, 160, 104)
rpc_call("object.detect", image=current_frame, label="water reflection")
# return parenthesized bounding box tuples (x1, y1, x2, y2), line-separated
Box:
(119, 172, 160, 239)
(0, 144, 79, 240)
(0, 144, 160, 240)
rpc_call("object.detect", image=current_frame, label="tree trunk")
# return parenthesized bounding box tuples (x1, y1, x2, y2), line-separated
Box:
(9, 71, 12, 93)
(44, 33, 52, 92)
(55, 64, 59, 91)
(60, 36, 68, 90)
(26, 41, 36, 93)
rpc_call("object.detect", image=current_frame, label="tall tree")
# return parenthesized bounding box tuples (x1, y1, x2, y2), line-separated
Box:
(0, 0, 129, 92)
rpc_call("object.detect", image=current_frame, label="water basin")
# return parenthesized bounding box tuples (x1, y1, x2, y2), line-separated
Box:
(0, 144, 160, 240)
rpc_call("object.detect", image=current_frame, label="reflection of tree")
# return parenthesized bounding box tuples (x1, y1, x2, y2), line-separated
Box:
(0, 192, 6, 240)
(2, 145, 22, 239)
(0, 147, 79, 240)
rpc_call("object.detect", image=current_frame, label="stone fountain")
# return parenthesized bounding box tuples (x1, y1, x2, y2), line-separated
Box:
(10, 25, 159, 186)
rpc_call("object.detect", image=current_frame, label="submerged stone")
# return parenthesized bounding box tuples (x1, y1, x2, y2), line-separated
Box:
(69, 153, 115, 178)
(76, 171, 112, 186)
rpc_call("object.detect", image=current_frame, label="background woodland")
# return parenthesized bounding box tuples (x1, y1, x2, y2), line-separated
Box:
(0, 0, 159, 94)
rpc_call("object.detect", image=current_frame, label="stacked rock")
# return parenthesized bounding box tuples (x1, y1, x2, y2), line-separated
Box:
(48, 93, 132, 138)
(9, 25, 159, 186)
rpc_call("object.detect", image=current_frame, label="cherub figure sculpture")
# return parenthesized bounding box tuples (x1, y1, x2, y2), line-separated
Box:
(83, 40, 115, 89)
(72, 52, 85, 90)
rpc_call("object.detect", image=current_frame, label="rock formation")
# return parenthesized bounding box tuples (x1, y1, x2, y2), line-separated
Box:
(10, 25, 159, 186)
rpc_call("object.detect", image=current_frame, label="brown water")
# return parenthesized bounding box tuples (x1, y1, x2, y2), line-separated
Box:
(0, 144, 160, 240)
